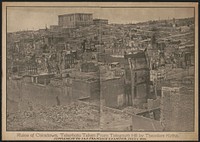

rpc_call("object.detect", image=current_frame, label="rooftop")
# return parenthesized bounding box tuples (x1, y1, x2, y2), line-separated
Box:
(58, 13, 93, 17)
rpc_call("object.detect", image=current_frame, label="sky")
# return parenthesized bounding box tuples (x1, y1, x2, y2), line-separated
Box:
(7, 7, 194, 32)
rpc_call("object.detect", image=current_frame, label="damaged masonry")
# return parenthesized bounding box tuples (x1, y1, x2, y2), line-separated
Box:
(7, 11, 195, 132)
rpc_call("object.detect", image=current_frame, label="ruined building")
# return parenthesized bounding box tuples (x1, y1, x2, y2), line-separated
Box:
(124, 51, 150, 108)
(160, 86, 194, 131)
(101, 77, 125, 108)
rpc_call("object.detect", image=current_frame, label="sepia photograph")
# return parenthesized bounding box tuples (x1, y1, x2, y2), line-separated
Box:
(2, 2, 198, 141)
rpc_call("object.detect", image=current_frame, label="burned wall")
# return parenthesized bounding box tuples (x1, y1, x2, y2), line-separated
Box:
(7, 79, 74, 113)
(101, 78, 125, 108)
(72, 79, 100, 100)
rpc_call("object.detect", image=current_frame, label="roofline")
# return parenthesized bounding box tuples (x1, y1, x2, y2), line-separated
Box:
(58, 13, 93, 17)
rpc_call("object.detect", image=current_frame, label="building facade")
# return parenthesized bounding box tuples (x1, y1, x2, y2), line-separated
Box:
(58, 13, 93, 28)
(59, 50, 76, 70)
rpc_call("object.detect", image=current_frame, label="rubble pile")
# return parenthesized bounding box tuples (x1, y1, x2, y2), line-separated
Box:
(7, 101, 100, 130)
(7, 112, 24, 130)
(102, 107, 132, 122)
(38, 102, 100, 130)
